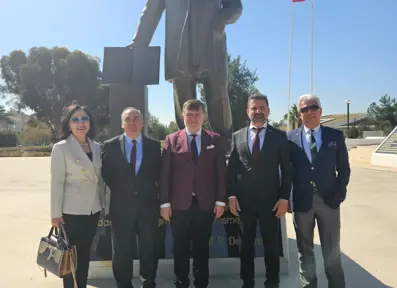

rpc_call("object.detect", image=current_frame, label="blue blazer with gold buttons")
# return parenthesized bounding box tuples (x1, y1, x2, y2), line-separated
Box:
(287, 125, 351, 212)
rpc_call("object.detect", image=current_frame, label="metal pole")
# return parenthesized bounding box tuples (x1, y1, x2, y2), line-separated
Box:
(347, 102, 350, 137)
(310, 0, 314, 95)
(287, 1, 294, 131)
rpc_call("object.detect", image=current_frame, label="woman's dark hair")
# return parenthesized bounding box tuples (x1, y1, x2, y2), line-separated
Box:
(59, 104, 96, 140)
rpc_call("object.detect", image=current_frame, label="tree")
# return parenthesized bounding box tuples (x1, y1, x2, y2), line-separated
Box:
(18, 117, 51, 145)
(367, 94, 397, 134)
(167, 121, 179, 134)
(199, 54, 259, 131)
(0, 47, 108, 141)
(283, 104, 300, 130)
(0, 105, 13, 125)
(147, 112, 169, 140)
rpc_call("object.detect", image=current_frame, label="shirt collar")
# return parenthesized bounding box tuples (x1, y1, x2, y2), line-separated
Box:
(303, 125, 321, 134)
(249, 122, 267, 130)
(185, 128, 202, 136)
(124, 132, 142, 143)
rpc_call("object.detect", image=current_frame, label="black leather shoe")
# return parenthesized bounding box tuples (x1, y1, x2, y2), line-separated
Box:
(174, 279, 189, 288)
(264, 280, 280, 288)
(242, 281, 255, 288)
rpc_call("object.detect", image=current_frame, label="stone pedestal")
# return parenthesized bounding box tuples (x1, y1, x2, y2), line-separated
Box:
(101, 46, 160, 136)
(108, 84, 149, 137)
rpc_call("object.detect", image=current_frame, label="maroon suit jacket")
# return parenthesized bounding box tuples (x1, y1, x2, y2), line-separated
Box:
(160, 129, 227, 211)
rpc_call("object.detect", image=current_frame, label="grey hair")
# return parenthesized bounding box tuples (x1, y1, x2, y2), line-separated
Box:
(121, 107, 143, 121)
(298, 94, 322, 108)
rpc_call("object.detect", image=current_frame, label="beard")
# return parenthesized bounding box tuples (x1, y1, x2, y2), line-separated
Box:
(251, 113, 266, 122)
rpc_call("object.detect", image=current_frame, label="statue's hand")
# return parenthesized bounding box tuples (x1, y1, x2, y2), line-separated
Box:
(126, 42, 146, 49)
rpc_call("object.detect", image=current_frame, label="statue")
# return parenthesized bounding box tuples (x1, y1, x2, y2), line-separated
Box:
(129, 0, 243, 146)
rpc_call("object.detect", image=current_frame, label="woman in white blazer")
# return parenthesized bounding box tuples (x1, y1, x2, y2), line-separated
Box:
(50, 104, 104, 288)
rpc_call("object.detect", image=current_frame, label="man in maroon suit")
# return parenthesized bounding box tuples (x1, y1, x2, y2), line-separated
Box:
(160, 99, 227, 288)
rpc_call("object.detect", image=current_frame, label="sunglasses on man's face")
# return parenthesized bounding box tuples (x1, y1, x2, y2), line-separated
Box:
(71, 116, 90, 124)
(300, 105, 320, 114)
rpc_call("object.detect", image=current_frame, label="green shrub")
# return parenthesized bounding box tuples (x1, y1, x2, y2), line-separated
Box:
(0, 132, 17, 147)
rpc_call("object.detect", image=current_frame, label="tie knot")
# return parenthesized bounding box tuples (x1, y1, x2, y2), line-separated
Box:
(191, 134, 197, 139)
(253, 127, 264, 134)
(132, 139, 137, 144)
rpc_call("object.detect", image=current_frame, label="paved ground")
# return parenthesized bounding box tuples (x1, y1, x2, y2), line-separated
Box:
(0, 151, 396, 287)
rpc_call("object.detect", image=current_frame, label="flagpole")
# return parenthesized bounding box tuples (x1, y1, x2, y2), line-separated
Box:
(310, 0, 314, 95)
(287, 1, 294, 131)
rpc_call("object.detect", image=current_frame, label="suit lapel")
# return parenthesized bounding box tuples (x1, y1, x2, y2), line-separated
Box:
(119, 135, 130, 166)
(258, 125, 273, 159)
(136, 135, 148, 177)
(176, 130, 190, 153)
(198, 130, 211, 165)
(317, 125, 329, 157)
(67, 135, 94, 171)
(242, 126, 251, 159)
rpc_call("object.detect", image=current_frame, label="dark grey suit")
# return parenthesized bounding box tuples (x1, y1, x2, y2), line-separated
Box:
(101, 134, 161, 288)
(288, 125, 350, 288)
(227, 124, 292, 287)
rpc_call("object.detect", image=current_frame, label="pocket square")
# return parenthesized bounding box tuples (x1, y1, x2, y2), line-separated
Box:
(206, 145, 215, 149)
(328, 141, 337, 147)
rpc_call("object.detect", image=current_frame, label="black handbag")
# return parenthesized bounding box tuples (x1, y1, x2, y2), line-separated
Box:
(36, 224, 78, 287)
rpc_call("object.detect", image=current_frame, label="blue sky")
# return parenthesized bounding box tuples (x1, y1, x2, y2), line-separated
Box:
(1, 0, 396, 125)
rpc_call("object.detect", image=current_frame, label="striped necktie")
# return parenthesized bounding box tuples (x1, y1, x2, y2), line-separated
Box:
(309, 130, 318, 163)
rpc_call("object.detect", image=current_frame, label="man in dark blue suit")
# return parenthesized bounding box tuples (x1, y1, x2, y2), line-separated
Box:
(287, 94, 350, 288)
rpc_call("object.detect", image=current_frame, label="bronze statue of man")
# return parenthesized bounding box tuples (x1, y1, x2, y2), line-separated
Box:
(129, 0, 243, 143)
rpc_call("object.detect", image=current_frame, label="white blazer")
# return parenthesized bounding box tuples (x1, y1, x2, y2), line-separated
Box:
(50, 135, 104, 218)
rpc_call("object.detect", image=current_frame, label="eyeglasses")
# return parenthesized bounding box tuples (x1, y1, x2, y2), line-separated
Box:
(300, 105, 320, 113)
(71, 116, 90, 124)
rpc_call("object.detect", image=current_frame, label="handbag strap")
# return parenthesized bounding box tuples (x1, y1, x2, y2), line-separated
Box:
(69, 248, 78, 288)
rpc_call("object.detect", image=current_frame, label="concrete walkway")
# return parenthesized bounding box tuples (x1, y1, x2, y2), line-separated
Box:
(0, 155, 396, 287)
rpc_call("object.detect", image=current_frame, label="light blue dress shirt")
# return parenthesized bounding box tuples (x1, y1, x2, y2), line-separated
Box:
(124, 133, 143, 175)
(302, 125, 322, 163)
(186, 128, 202, 155)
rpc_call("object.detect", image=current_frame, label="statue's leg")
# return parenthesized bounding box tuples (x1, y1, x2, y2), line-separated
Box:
(201, 73, 233, 150)
(172, 77, 197, 130)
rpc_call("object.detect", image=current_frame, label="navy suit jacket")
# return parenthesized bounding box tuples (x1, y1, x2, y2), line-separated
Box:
(287, 126, 350, 212)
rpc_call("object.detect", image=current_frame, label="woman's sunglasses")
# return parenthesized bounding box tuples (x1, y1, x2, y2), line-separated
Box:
(71, 116, 90, 124)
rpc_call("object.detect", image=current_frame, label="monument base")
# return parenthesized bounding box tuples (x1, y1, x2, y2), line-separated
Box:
(88, 258, 290, 280)
(88, 217, 290, 279)
(370, 126, 397, 168)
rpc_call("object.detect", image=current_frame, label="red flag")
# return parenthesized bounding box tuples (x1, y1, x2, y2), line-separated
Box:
(292, 0, 305, 2)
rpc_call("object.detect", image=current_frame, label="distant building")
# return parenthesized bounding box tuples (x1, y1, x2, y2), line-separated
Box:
(320, 113, 368, 129)
(0, 110, 30, 133)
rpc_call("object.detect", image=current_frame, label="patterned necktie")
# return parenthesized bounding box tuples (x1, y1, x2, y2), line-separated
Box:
(130, 139, 137, 175)
(309, 130, 318, 163)
(252, 127, 264, 160)
(190, 134, 198, 165)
